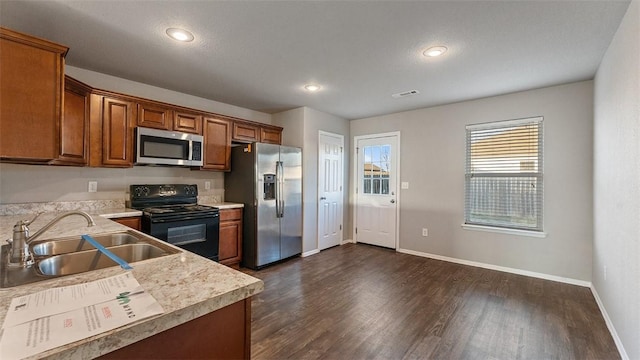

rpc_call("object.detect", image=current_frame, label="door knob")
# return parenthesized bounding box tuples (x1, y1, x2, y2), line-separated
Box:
(320, 197, 327, 200)
(390, 199, 395, 203)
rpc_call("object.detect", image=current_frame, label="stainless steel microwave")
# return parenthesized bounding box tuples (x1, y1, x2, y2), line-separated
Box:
(135, 127, 203, 166)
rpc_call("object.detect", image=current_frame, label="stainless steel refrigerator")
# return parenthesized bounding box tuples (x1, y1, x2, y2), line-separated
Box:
(225, 142, 302, 269)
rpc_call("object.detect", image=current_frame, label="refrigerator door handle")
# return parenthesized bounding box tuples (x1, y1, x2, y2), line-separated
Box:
(276, 161, 284, 218)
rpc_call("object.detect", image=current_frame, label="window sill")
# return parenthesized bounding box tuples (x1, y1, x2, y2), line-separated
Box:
(461, 224, 547, 238)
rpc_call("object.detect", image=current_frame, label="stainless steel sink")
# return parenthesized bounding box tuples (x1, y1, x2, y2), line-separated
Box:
(31, 233, 141, 256)
(37, 244, 169, 276)
(0, 230, 181, 288)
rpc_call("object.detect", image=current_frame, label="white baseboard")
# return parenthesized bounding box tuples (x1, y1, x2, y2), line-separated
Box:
(341, 239, 355, 245)
(396, 248, 591, 287)
(590, 285, 629, 360)
(301, 249, 320, 257)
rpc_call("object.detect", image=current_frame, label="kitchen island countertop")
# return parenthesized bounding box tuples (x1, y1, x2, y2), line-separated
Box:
(0, 211, 263, 359)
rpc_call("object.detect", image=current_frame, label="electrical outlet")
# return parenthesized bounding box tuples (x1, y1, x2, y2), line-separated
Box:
(422, 228, 428, 237)
(88, 181, 98, 193)
(604, 265, 607, 281)
(401, 182, 409, 190)
(205, 181, 211, 190)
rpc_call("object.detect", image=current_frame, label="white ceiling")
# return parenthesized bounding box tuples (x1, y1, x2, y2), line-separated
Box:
(0, 1, 630, 120)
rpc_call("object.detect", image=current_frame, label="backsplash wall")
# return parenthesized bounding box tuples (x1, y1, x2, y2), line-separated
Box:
(0, 163, 225, 204)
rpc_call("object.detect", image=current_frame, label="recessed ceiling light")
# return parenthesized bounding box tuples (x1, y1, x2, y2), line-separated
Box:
(423, 46, 447, 57)
(166, 28, 194, 42)
(304, 84, 321, 92)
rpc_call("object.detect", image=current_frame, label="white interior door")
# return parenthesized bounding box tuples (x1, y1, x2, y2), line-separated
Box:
(355, 133, 399, 249)
(318, 131, 344, 250)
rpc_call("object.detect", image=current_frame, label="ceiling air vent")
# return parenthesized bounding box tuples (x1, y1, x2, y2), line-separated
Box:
(391, 90, 420, 99)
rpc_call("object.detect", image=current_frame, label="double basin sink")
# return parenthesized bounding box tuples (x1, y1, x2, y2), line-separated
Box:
(1, 230, 180, 288)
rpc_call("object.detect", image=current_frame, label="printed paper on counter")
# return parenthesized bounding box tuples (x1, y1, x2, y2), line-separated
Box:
(0, 291, 163, 360)
(2, 272, 142, 329)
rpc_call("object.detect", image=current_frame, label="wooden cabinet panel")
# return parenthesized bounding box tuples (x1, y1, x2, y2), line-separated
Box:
(232, 122, 260, 143)
(202, 117, 231, 171)
(261, 126, 282, 144)
(113, 216, 141, 230)
(137, 102, 172, 130)
(101, 96, 135, 167)
(51, 76, 89, 165)
(219, 208, 243, 267)
(98, 299, 251, 360)
(173, 111, 203, 134)
(0, 27, 68, 162)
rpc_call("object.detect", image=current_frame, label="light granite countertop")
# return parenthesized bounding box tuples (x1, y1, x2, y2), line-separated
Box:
(0, 211, 263, 359)
(204, 202, 244, 210)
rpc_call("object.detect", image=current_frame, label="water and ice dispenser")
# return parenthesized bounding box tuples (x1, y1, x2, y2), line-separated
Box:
(263, 174, 276, 200)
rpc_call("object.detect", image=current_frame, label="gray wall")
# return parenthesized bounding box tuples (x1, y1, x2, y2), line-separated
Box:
(593, 1, 639, 358)
(350, 80, 594, 282)
(273, 107, 350, 254)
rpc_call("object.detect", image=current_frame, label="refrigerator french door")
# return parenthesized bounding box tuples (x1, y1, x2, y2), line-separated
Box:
(225, 143, 302, 269)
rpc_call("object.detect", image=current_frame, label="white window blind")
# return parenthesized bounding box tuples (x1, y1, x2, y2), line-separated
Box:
(465, 117, 543, 232)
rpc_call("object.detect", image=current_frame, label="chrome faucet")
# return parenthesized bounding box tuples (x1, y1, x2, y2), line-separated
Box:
(8, 211, 96, 267)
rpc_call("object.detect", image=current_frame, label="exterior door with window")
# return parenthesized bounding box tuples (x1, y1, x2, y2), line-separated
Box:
(355, 133, 399, 249)
(318, 132, 344, 250)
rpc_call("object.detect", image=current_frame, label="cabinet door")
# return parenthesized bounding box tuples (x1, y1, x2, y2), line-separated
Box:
(232, 121, 260, 143)
(174, 111, 203, 134)
(202, 117, 231, 171)
(137, 102, 172, 130)
(0, 28, 67, 162)
(51, 76, 89, 165)
(113, 217, 141, 231)
(102, 97, 135, 167)
(219, 209, 243, 266)
(260, 127, 282, 145)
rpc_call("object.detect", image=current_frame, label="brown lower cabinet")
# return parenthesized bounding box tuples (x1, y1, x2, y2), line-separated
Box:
(112, 216, 141, 231)
(219, 208, 243, 267)
(98, 298, 251, 359)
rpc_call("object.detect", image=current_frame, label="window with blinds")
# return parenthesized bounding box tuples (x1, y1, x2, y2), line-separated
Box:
(465, 117, 543, 232)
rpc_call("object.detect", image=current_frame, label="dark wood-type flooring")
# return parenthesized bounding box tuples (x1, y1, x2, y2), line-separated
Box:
(243, 243, 619, 360)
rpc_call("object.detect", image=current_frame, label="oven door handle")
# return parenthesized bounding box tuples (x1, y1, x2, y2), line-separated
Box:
(150, 213, 219, 223)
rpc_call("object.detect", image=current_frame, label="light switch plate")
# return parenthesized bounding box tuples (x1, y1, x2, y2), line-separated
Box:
(401, 182, 409, 189)
(205, 181, 211, 190)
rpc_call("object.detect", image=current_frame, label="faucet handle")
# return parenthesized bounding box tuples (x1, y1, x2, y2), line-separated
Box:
(22, 212, 42, 225)
(14, 212, 42, 229)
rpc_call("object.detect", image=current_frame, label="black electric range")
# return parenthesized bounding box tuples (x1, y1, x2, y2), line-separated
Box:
(128, 184, 219, 261)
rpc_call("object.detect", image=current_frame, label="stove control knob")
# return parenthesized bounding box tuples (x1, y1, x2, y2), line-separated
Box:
(142, 186, 150, 197)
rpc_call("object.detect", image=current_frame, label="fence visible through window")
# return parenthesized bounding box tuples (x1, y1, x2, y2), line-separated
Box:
(362, 144, 390, 195)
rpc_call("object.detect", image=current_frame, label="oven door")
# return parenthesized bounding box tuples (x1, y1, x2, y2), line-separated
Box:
(142, 213, 219, 261)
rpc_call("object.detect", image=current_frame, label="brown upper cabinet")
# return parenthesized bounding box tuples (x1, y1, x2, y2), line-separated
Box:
(232, 121, 283, 145)
(0, 27, 68, 163)
(1, 27, 281, 169)
(261, 126, 282, 145)
(232, 121, 260, 143)
(50, 76, 91, 165)
(90, 93, 136, 167)
(173, 110, 203, 135)
(202, 116, 232, 171)
(137, 102, 203, 135)
(137, 102, 173, 131)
